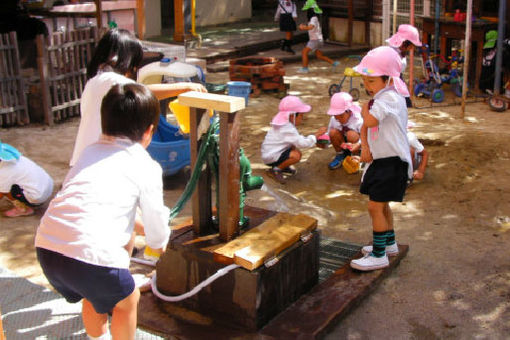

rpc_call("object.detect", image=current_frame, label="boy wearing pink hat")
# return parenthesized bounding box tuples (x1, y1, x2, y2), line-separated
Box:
(261, 95, 326, 184)
(319, 92, 363, 170)
(350, 46, 412, 271)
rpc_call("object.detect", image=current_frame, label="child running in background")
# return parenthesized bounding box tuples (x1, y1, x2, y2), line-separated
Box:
(275, 0, 298, 54)
(318, 92, 362, 170)
(0, 142, 53, 217)
(386, 24, 422, 107)
(70, 28, 206, 167)
(349, 46, 413, 271)
(35, 83, 170, 339)
(261, 95, 326, 184)
(297, 2, 339, 73)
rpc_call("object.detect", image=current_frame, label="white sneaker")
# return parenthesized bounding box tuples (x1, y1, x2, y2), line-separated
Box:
(350, 253, 389, 271)
(361, 243, 399, 256)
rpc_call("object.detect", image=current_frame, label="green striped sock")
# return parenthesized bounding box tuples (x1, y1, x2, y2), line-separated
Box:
(386, 230, 396, 246)
(372, 231, 387, 258)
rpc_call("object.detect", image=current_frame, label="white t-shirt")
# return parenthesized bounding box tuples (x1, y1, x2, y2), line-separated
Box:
(308, 16, 323, 42)
(407, 131, 424, 153)
(70, 71, 134, 166)
(0, 156, 53, 204)
(261, 122, 317, 164)
(328, 110, 363, 133)
(366, 87, 412, 179)
(274, 0, 297, 20)
(35, 137, 170, 269)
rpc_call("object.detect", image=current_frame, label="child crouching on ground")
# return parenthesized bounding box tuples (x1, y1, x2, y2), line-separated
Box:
(35, 83, 170, 339)
(349, 46, 413, 271)
(0, 142, 53, 217)
(261, 95, 326, 184)
(317, 92, 362, 170)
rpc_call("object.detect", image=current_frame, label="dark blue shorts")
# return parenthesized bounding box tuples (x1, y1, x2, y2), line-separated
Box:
(10, 184, 38, 207)
(36, 247, 135, 314)
(268, 147, 292, 167)
(360, 156, 409, 202)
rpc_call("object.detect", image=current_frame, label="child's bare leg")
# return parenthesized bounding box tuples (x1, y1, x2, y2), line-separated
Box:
(329, 128, 346, 152)
(382, 203, 393, 230)
(285, 31, 293, 40)
(345, 130, 360, 144)
(315, 50, 334, 64)
(302, 47, 311, 67)
(111, 288, 140, 340)
(82, 298, 108, 338)
(277, 149, 301, 170)
(367, 201, 389, 232)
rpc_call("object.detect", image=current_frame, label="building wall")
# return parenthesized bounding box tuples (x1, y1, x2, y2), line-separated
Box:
(145, 0, 163, 38)
(196, 0, 252, 26)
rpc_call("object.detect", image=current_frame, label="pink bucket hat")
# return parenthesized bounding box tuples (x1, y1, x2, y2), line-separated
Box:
(386, 24, 422, 48)
(327, 92, 361, 116)
(271, 95, 311, 125)
(353, 46, 410, 97)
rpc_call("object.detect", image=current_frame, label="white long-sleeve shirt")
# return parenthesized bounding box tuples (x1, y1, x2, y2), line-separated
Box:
(261, 123, 317, 164)
(35, 137, 170, 269)
(70, 71, 134, 167)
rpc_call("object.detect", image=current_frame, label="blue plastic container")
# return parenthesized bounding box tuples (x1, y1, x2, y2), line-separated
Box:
(147, 115, 191, 176)
(227, 81, 251, 106)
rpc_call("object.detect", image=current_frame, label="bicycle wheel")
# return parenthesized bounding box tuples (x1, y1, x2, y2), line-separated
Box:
(431, 89, 444, 103)
(488, 96, 508, 112)
(349, 88, 360, 101)
(328, 84, 341, 97)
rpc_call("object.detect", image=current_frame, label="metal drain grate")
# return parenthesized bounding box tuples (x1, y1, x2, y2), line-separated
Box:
(319, 237, 362, 283)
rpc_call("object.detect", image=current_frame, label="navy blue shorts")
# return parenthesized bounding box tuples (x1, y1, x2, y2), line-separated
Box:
(360, 156, 409, 202)
(267, 147, 292, 167)
(10, 184, 37, 207)
(36, 247, 135, 314)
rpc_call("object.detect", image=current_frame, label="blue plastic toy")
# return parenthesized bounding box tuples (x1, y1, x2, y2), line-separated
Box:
(147, 115, 191, 176)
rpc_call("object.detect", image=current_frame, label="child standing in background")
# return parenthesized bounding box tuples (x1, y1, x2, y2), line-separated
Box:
(70, 28, 206, 167)
(275, 0, 298, 54)
(261, 95, 326, 184)
(407, 129, 429, 181)
(386, 24, 422, 107)
(297, 3, 339, 73)
(0, 142, 53, 217)
(36, 83, 170, 339)
(350, 46, 412, 271)
(318, 92, 362, 170)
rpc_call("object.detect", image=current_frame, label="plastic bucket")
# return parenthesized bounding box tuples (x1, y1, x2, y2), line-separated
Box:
(227, 81, 251, 106)
(169, 99, 190, 133)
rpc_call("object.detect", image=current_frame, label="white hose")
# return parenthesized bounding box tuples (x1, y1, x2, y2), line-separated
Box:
(150, 263, 240, 302)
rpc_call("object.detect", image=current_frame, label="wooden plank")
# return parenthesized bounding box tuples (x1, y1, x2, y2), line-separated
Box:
(218, 110, 240, 242)
(261, 245, 409, 339)
(36, 34, 53, 125)
(179, 91, 245, 113)
(10, 32, 29, 124)
(214, 213, 317, 270)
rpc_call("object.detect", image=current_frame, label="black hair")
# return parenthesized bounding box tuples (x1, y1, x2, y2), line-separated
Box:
(381, 75, 389, 82)
(306, 8, 317, 21)
(86, 28, 144, 80)
(101, 83, 160, 142)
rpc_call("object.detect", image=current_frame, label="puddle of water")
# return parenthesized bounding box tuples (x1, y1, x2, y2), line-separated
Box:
(259, 184, 290, 212)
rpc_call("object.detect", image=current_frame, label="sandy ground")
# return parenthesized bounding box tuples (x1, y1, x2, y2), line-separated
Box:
(2, 58, 510, 338)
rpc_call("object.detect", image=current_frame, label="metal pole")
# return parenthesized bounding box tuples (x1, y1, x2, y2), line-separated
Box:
(383, 0, 391, 43)
(461, 0, 473, 118)
(434, 0, 440, 56)
(493, 0, 506, 95)
(393, 0, 398, 34)
(409, 0, 415, 104)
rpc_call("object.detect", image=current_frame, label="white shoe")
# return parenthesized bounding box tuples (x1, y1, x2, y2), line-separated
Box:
(350, 253, 389, 271)
(361, 243, 399, 256)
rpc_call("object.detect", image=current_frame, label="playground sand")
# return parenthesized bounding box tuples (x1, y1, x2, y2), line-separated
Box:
(2, 59, 510, 338)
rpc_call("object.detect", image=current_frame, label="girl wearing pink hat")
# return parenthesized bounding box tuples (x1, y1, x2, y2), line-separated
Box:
(349, 46, 413, 271)
(261, 96, 326, 184)
(318, 92, 362, 170)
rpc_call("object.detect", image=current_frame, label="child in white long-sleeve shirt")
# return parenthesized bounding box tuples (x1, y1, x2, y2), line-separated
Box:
(35, 83, 170, 339)
(261, 95, 325, 184)
(0, 142, 53, 217)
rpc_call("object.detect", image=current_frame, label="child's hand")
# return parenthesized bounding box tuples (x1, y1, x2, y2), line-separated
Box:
(360, 147, 373, 163)
(341, 142, 353, 151)
(316, 126, 327, 137)
(413, 170, 424, 180)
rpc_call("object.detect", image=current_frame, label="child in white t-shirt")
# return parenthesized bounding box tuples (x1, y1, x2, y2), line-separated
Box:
(407, 130, 429, 181)
(0, 142, 53, 217)
(349, 46, 412, 271)
(261, 95, 325, 184)
(297, 2, 339, 73)
(275, 0, 298, 54)
(317, 92, 363, 170)
(35, 83, 170, 339)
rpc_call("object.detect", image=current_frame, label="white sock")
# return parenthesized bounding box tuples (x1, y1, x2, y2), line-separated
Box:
(88, 331, 111, 340)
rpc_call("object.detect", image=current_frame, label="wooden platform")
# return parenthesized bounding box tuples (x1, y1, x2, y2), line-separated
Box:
(138, 243, 409, 339)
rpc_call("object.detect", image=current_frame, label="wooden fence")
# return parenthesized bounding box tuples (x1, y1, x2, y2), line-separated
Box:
(36, 26, 98, 125)
(0, 32, 29, 127)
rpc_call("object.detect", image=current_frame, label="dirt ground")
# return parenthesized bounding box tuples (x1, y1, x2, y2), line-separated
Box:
(2, 58, 510, 339)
